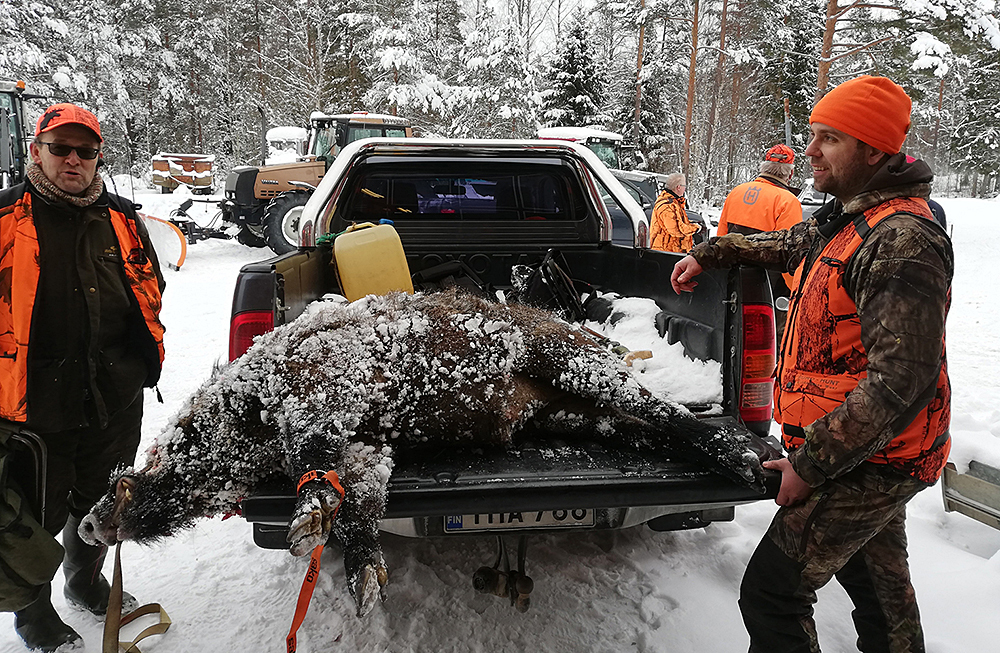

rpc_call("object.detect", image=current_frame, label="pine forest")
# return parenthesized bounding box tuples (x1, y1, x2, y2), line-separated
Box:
(3, 0, 999, 204)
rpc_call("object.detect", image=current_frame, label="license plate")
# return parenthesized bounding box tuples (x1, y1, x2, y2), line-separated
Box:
(444, 509, 594, 532)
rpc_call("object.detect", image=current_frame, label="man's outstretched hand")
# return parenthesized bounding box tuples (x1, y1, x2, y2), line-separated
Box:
(670, 255, 703, 294)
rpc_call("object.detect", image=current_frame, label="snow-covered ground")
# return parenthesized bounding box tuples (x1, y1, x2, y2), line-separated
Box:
(2, 191, 998, 652)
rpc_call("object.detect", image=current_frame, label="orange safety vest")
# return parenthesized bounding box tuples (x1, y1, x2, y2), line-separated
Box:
(717, 177, 801, 236)
(774, 197, 951, 483)
(0, 191, 165, 422)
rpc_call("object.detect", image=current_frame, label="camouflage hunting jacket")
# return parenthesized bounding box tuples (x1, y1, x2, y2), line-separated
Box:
(690, 155, 954, 486)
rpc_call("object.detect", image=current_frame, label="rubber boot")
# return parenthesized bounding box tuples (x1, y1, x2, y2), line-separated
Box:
(62, 514, 137, 617)
(13, 584, 82, 652)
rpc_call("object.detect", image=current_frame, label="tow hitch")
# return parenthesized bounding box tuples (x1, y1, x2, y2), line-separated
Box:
(473, 535, 534, 612)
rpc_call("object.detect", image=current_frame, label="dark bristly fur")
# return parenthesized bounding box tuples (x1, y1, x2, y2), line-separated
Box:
(80, 288, 764, 617)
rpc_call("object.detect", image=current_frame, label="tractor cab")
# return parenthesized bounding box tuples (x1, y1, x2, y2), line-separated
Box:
(1, 80, 30, 189)
(308, 112, 412, 169)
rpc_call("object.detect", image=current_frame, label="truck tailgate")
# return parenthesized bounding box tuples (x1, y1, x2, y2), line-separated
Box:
(242, 416, 779, 529)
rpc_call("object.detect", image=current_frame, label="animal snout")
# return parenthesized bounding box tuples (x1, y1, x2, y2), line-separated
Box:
(78, 512, 113, 546)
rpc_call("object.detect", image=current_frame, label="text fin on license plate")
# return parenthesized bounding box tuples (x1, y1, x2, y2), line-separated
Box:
(445, 509, 594, 532)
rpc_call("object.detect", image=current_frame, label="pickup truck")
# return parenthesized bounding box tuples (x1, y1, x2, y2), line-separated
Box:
(228, 138, 780, 559)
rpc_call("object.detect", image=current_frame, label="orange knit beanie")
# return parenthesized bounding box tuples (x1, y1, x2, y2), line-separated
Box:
(809, 76, 911, 154)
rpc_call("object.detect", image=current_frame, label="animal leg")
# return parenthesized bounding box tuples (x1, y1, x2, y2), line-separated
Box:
(287, 470, 345, 556)
(329, 442, 394, 618)
(527, 336, 765, 490)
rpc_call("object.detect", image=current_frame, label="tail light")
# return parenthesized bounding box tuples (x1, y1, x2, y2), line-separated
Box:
(229, 310, 274, 361)
(739, 303, 776, 424)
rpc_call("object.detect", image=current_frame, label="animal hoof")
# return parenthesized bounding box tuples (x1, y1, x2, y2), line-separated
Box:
(287, 484, 342, 556)
(354, 563, 388, 617)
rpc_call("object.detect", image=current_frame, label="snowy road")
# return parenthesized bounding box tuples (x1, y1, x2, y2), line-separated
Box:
(1, 193, 997, 653)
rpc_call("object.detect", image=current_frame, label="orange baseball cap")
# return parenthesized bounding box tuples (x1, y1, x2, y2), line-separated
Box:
(765, 144, 795, 164)
(810, 75, 910, 154)
(35, 103, 102, 142)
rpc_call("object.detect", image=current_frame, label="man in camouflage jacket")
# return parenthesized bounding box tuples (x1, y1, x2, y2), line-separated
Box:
(671, 76, 952, 653)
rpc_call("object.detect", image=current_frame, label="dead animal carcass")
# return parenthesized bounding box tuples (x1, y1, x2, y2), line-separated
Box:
(80, 288, 764, 617)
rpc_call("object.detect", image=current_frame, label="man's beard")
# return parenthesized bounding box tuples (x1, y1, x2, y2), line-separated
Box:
(815, 146, 876, 201)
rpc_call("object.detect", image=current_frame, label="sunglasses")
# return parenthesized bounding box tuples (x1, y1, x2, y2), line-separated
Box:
(37, 141, 101, 160)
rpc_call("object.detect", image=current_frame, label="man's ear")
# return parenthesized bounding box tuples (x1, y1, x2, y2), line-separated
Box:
(866, 145, 888, 167)
(29, 141, 42, 165)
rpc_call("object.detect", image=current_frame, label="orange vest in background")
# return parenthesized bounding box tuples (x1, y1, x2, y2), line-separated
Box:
(773, 198, 951, 484)
(0, 190, 165, 422)
(718, 177, 801, 236)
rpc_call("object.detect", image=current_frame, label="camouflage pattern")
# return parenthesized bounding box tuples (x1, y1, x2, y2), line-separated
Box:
(691, 155, 953, 487)
(741, 463, 925, 653)
(698, 154, 952, 652)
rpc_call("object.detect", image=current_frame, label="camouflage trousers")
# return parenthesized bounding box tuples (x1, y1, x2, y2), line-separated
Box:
(739, 462, 927, 653)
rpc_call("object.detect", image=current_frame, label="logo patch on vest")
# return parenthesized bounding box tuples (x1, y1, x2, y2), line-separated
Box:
(742, 186, 760, 205)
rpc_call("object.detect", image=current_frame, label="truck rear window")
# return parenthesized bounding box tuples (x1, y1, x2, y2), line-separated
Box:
(337, 165, 587, 223)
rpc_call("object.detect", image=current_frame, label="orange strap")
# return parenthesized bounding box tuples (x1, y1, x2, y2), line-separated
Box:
(296, 469, 344, 499)
(286, 470, 345, 652)
(285, 544, 324, 653)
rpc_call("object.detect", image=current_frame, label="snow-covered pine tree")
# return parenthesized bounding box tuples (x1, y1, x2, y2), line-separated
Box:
(454, 4, 540, 138)
(0, 0, 68, 96)
(364, 0, 451, 130)
(952, 50, 1000, 195)
(539, 10, 608, 129)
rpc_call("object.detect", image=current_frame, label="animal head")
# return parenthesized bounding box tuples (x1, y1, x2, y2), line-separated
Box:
(79, 458, 201, 547)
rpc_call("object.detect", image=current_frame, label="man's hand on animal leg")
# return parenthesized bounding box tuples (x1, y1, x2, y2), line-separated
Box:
(764, 458, 813, 506)
(671, 256, 703, 294)
(287, 483, 343, 556)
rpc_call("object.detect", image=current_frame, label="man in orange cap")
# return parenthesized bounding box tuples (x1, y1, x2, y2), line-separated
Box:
(716, 143, 803, 336)
(0, 104, 165, 651)
(670, 75, 952, 652)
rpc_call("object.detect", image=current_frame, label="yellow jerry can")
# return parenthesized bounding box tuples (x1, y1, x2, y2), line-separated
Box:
(333, 222, 413, 301)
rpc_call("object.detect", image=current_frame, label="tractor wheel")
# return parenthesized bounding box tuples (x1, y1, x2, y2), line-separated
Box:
(236, 225, 267, 248)
(263, 190, 310, 255)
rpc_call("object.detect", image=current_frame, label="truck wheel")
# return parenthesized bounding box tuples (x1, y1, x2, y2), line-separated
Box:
(263, 190, 310, 255)
(236, 225, 266, 248)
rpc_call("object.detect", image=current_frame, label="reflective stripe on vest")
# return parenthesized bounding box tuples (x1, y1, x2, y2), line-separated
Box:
(0, 191, 165, 422)
(0, 194, 40, 421)
(774, 197, 951, 483)
(108, 209, 166, 368)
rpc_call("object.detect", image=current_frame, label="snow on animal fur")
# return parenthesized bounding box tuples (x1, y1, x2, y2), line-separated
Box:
(80, 288, 765, 617)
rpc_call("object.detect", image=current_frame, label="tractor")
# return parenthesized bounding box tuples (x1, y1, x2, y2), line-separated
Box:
(1, 80, 32, 189)
(220, 112, 413, 254)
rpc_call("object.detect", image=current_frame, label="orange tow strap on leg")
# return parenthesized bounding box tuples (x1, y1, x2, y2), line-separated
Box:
(285, 470, 345, 653)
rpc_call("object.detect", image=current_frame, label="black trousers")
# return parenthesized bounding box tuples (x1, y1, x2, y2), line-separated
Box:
(739, 463, 926, 653)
